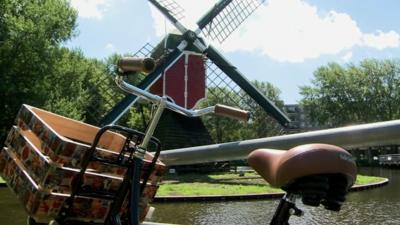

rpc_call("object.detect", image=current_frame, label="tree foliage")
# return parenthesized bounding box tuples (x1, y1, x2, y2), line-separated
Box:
(300, 59, 400, 127)
(0, 0, 107, 141)
(41, 48, 108, 122)
(201, 81, 285, 143)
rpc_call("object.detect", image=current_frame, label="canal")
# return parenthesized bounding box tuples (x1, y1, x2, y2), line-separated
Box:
(0, 168, 399, 225)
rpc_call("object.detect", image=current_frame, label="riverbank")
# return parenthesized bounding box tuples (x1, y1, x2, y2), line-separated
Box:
(0, 173, 387, 198)
(156, 172, 386, 197)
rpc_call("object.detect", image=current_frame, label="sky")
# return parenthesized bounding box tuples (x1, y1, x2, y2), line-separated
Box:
(67, 0, 400, 104)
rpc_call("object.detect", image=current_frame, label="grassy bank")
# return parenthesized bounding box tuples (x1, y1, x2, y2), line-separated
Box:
(355, 175, 383, 185)
(156, 172, 385, 197)
(0, 172, 385, 195)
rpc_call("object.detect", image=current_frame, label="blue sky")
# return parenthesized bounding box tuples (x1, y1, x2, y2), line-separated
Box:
(67, 0, 400, 104)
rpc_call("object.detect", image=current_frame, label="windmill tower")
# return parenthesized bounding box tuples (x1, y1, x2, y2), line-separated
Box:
(97, 0, 290, 150)
(149, 32, 206, 110)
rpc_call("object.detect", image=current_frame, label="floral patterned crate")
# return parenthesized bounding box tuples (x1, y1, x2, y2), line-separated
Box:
(0, 147, 157, 223)
(5, 126, 125, 193)
(13, 104, 166, 179)
(1, 104, 168, 223)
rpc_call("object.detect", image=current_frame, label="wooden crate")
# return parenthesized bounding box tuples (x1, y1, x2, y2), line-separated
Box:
(0, 147, 159, 223)
(6, 126, 126, 193)
(0, 105, 167, 223)
(13, 105, 165, 174)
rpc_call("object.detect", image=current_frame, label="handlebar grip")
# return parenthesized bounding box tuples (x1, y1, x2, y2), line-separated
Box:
(214, 104, 250, 122)
(118, 57, 156, 74)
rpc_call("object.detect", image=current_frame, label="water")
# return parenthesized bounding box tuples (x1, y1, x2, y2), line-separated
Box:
(0, 168, 399, 225)
(151, 168, 400, 225)
(0, 187, 27, 225)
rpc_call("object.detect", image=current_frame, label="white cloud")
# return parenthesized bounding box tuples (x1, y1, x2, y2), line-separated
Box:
(70, 0, 110, 20)
(341, 51, 353, 62)
(362, 30, 400, 50)
(149, 0, 400, 63)
(221, 0, 364, 62)
(105, 43, 115, 51)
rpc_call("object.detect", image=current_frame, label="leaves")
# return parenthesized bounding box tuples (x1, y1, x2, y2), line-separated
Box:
(300, 59, 400, 127)
(0, 0, 78, 141)
(201, 81, 285, 143)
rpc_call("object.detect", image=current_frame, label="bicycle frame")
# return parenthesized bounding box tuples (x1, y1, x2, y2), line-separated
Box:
(114, 74, 303, 225)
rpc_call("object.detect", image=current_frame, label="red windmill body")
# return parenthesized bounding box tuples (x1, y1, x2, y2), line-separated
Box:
(150, 50, 206, 109)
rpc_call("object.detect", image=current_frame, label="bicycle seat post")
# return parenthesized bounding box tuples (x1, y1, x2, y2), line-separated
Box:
(270, 193, 303, 225)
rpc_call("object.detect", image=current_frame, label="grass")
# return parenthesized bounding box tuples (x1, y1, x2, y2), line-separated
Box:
(158, 182, 281, 196)
(0, 172, 385, 195)
(156, 172, 386, 197)
(355, 175, 385, 185)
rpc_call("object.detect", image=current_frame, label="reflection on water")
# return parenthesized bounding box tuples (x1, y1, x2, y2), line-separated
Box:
(152, 168, 400, 225)
(0, 168, 399, 225)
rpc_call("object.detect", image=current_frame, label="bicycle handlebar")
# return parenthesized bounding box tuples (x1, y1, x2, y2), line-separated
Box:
(215, 104, 250, 122)
(115, 76, 249, 122)
(118, 57, 156, 74)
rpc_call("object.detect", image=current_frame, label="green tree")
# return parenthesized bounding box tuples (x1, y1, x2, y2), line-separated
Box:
(41, 48, 109, 122)
(100, 53, 152, 130)
(300, 59, 400, 127)
(0, 0, 77, 140)
(201, 81, 285, 143)
(201, 87, 244, 142)
(240, 81, 285, 139)
(0, 0, 155, 142)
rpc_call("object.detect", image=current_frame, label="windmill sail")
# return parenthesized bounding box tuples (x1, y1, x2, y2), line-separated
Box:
(87, 43, 155, 126)
(198, 0, 266, 43)
(153, 0, 185, 21)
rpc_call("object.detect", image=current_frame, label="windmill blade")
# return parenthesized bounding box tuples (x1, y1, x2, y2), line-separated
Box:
(197, 0, 232, 30)
(148, 0, 187, 33)
(205, 45, 290, 126)
(153, 0, 185, 21)
(198, 0, 265, 43)
(100, 46, 186, 125)
(69, 43, 156, 126)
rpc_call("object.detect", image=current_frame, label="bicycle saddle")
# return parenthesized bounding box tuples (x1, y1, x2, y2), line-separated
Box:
(248, 144, 356, 188)
(248, 144, 357, 211)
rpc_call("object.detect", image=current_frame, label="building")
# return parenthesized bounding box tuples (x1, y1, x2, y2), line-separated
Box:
(283, 104, 319, 133)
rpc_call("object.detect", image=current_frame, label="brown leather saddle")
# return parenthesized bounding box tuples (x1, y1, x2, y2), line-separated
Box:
(248, 143, 357, 188)
(248, 143, 357, 214)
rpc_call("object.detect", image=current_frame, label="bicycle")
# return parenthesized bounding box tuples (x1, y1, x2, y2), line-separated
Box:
(114, 57, 357, 225)
(26, 57, 356, 225)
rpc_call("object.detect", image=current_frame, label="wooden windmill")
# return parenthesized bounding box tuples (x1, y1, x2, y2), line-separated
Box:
(100, 0, 291, 149)
(97, 0, 289, 149)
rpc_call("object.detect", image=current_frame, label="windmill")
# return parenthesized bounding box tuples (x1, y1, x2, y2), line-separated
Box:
(100, 0, 291, 132)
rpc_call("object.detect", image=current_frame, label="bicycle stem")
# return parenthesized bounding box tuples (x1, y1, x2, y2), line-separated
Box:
(139, 97, 167, 151)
